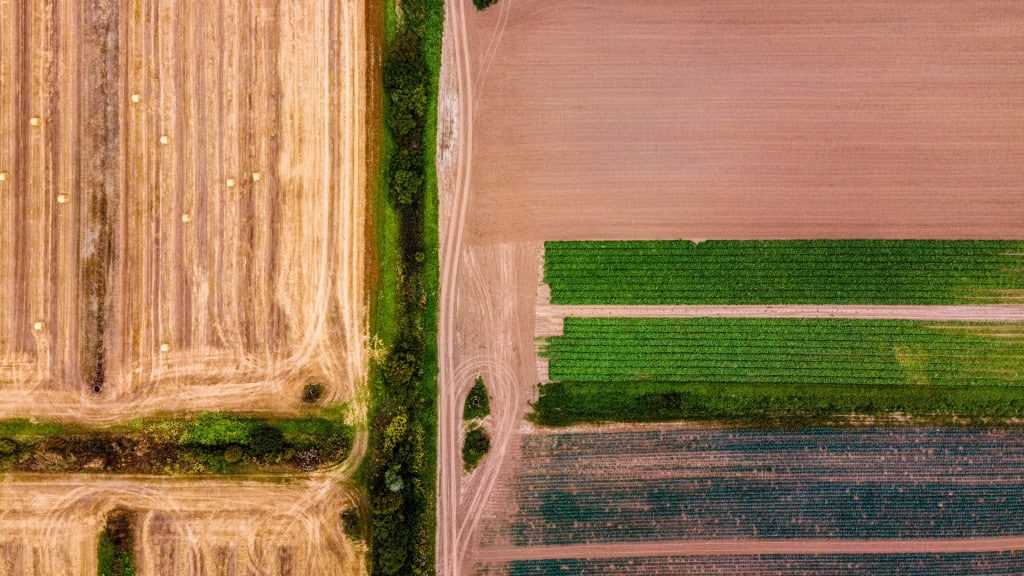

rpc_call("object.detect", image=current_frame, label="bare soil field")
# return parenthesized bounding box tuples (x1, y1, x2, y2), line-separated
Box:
(465, 0, 1024, 242)
(0, 476, 366, 576)
(0, 0, 367, 419)
(437, 1, 1024, 575)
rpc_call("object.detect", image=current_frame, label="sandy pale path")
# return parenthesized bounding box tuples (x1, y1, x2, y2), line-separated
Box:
(478, 537, 1024, 563)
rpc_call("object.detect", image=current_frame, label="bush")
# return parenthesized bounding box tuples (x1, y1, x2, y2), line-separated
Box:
(248, 425, 285, 458)
(462, 427, 490, 471)
(223, 445, 244, 463)
(0, 437, 18, 456)
(341, 508, 362, 540)
(473, 0, 499, 10)
(303, 383, 325, 404)
(463, 377, 491, 420)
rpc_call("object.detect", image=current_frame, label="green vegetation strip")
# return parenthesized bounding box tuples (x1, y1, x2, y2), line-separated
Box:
(533, 318, 1024, 426)
(544, 240, 1024, 305)
(97, 509, 136, 576)
(0, 408, 353, 474)
(364, 0, 442, 574)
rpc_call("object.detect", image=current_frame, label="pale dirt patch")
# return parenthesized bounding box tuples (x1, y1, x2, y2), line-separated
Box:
(537, 304, 1024, 338)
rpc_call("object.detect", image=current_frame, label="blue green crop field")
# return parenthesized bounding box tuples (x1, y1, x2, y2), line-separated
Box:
(489, 552, 1024, 576)
(500, 428, 1024, 547)
(544, 240, 1024, 305)
(533, 318, 1024, 425)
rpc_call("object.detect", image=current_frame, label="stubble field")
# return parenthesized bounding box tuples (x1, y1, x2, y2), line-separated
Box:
(0, 0, 366, 420)
(0, 0, 369, 573)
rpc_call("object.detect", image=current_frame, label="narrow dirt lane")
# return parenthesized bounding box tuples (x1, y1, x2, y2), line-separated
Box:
(477, 537, 1024, 562)
(537, 304, 1024, 336)
(436, 0, 476, 573)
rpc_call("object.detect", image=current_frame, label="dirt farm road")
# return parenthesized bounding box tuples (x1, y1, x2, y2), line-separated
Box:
(476, 537, 1024, 563)
(436, 0, 477, 572)
(536, 304, 1024, 337)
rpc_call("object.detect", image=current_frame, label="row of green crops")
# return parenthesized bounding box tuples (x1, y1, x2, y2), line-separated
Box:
(533, 318, 1024, 426)
(544, 240, 1024, 305)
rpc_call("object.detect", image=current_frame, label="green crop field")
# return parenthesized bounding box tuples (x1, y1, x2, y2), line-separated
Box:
(533, 318, 1024, 425)
(544, 240, 1024, 305)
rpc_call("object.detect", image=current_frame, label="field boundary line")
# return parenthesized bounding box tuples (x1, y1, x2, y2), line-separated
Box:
(479, 537, 1024, 562)
(537, 305, 1024, 337)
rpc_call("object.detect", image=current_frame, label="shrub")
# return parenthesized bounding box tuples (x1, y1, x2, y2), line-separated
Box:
(463, 427, 491, 471)
(463, 377, 491, 420)
(223, 445, 244, 463)
(248, 425, 285, 458)
(0, 437, 18, 456)
(303, 383, 325, 404)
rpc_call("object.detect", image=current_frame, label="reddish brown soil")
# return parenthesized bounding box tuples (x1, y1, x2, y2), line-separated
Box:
(437, 2, 1024, 575)
(466, 0, 1024, 242)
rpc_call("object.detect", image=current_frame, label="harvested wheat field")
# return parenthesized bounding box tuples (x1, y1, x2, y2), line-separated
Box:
(0, 0, 367, 420)
(0, 476, 366, 576)
(465, 0, 1024, 242)
(437, 2, 1024, 576)
(0, 0, 370, 573)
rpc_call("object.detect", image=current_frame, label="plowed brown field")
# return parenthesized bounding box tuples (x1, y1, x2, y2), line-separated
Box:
(437, 1, 1024, 575)
(466, 0, 1024, 242)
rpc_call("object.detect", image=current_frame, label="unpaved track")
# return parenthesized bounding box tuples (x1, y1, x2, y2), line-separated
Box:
(438, 1, 1024, 575)
(536, 304, 1024, 337)
(477, 538, 1024, 563)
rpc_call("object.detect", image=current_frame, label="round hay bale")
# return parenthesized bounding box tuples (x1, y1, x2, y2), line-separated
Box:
(0, 172, 8, 182)
(29, 117, 40, 127)
(159, 342, 170, 353)
(159, 135, 170, 145)
(181, 213, 191, 223)
(131, 93, 141, 104)
(226, 178, 235, 188)
(252, 172, 261, 182)
(32, 321, 44, 331)
(56, 194, 69, 204)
